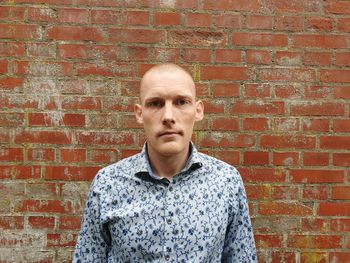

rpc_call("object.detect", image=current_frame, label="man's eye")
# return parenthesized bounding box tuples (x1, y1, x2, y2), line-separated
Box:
(175, 99, 188, 106)
(147, 101, 162, 107)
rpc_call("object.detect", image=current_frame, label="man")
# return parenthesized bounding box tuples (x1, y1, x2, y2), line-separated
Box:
(74, 63, 257, 262)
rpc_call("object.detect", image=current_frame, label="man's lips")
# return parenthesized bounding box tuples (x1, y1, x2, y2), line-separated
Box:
(158, 130, 183, 137)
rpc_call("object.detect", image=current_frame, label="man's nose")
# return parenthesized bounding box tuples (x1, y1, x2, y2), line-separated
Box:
(162, 102, 175, 125)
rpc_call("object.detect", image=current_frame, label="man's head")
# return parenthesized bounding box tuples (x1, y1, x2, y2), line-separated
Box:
(135, 63, 204, 157)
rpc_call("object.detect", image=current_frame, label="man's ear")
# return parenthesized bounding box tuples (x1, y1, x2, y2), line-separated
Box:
(195, 100, 204, 122)
(134, 104, 143, 124)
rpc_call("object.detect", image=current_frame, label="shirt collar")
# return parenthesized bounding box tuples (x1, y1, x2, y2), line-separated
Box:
(134, 142, 202, 180)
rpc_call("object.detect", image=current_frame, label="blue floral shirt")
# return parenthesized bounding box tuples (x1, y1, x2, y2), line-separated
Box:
(74, 144, 257, 262)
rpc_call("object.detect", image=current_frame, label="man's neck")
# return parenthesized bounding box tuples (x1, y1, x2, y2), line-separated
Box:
(147, 145, 190, 180)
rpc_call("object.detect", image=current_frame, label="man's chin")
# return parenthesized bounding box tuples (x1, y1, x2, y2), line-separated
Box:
(155, 141, 187, 156)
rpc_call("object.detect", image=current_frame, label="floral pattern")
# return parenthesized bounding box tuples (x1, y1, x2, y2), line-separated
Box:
(74, 144, 257, 262)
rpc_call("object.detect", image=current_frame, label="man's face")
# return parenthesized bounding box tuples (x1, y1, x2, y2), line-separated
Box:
(135, 68, 204, 157)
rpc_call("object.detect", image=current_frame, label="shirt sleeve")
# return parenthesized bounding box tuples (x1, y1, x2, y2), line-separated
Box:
(73, 175, 111, 263)
(221, 175, 257, 263)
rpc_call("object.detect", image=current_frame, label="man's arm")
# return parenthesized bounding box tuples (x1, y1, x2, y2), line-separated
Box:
(221, 176, 257, 263)
(73, 177, 111, 263)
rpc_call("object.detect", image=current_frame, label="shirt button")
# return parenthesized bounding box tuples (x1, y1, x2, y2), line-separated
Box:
(166, 218, 172, 225)
(168, 186, 173, 191)
(165, 255, 170, 261)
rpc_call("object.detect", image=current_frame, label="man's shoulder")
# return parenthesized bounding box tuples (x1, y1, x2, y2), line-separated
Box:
(197, 152, 240, 177)
(93, 152, 142, 184)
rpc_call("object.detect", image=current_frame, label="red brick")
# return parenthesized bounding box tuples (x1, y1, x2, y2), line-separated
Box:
(58, 8, 89, 24)
(0, 216, 24, 229)
(261, 135, 316, 149)
(121, 11, 150, 26)
(275, 15, 304, 31)
(45, 166, 100, 181)
(239, 168, 286, 182)
(15, 129, 72, 145)
(60, 148, 86, 162)
(212, 117, 239, 131)
(14, 61, 72, 76)
(59, 44, 88, 59)
(301, 218, 328, 232)
(271, 252, 296, 263)
(337, 17, 350, 32)
(47, 233, 77, 247)
(333, 153, 350, 166)
(276, 51, 302, 66)
(0, 24, 41, 39)
(154, 12, 181, 26)
(89, 149, 119, 163)
(186, 13, 211, 27)
(288, 235, 342, 249)
(274, 85, 302, 99)
(246, 50, 272, 64)
(29, 113, 85, 127)
(273, 118, 299, 132)
(290, 169, 344, 183)
(259, 68, 316, 82)
(273, 152, 299, 166)
(293, 34, 347, 48)
(154, 48, 180, 63)
(243, 151, 269, 165)
(212, 83, 239, 97)
(321, 69, 350, 83)
(77, 62, 134, 77)
(243, 118, 269, 131)
(201, 66, 247, 80)
(264, 0, 320, 12)
(75, 131, 134, 146)
(215, 49, 242, 63)
(198, 133, 255, 148)
(302, 118, 329, 132)
(215, 14, 243, 29)
(304, 52, 332, 66)
(331, 219, 350, 231)
(27, 43, 56, 58)
(47, 26, 105, 41)
(291, 102, 344, 116)
(0, 60, 8, 74)
(103, 97, 138, 112)
(231, 100, 284, 115)
(0, 165, 41, 179)
(333, 119, 350, 132)
(109, 28, 165, 44)
(89, 113, 118, 129)
(0, 42, 25, 56)
(210, 150, 240, 166)
(28, 216, 55, 229)
(323, 210, 350, 226)
(246, 15, 273, 30)
(300, 252, 327, 263)
(0, 147, 23, 161)
(259, 202, 312, 216)
(304, 152, 329, 166)
(336, 52, 350, 66)
(325, 0, 350, 14)
(329, 253, 350, 263)
(16, 200, 73, 213)
(28, 7, 57, 22)
(0, 112, 24, 126)
(28, 148, 55, 162)
(271, 185, 299, 199)
(307, 16, 333, 31)
(168, 30, 227, 46)
(59, 216, 81, 230)
(203, 0, 260, 11)
(255, 234, 283, 248)
(91, 10, 118, 24)
(303, 186, 328, 200)
(233, 33, 288, 47)
(184, 49, 211, 63)
(334, 86, 350, 99)
(332, 186, 350, 200)
(245, 185, 270, 200)
(320, 136, 350, 149)
(305, 86, 333, 99)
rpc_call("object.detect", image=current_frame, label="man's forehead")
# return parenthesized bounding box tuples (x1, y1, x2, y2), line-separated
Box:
(140, 64, 195, 100)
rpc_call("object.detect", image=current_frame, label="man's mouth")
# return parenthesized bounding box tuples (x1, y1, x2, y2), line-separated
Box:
(158, 130, 183, 137)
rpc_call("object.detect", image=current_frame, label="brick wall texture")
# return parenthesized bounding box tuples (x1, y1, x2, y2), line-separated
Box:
(0, 0, 350, 262)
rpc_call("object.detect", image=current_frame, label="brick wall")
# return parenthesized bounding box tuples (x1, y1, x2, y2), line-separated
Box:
(0, 0, 349, 262)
